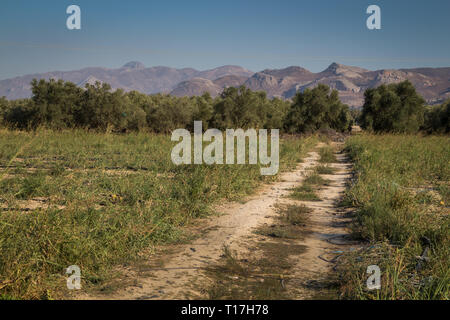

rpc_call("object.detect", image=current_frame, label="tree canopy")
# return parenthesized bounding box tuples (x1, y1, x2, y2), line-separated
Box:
(284, 84, 353, 133)
(422, 99, 450, 134)
(2, 79, 355, 134)
(359, 80, 426, 133)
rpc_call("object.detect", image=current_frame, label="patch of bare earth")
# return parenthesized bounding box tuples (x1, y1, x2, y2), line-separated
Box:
(0, 197, 66, 211)
(77, 142, 356, 300)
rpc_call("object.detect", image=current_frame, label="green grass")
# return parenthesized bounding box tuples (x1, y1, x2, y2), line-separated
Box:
(315, 165, 336, 175)
(338, 134, 449, 300)
(290, 172, 330, 201)
(256, 204, 311, 239)
(290, 184, 320, 201)
(0, 128, 318, 299)
(303, 173, 330, 186)
(318, 146, 337, 163)
(281, 204, 312, 226)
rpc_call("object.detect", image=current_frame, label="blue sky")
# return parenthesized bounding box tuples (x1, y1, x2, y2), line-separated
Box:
(0, 0, 449, 79)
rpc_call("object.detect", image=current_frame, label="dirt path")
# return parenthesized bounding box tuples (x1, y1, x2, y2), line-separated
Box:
(80, 142, 354, 300)
(284, 146, 356, 298)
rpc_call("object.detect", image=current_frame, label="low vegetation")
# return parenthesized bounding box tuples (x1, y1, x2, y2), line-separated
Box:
(0, 129, 317, 299)
(314, 165, 336, 175)
(204, 203, 311, 300)
(318, 145, 337, 163)
(338, 134, 449, 299)
(290, 171, 331, 202)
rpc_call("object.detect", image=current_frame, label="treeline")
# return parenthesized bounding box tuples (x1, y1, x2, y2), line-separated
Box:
(359, 80, 449, 134)
(0, 79, 353, 133)
(1, 78, 447, 134)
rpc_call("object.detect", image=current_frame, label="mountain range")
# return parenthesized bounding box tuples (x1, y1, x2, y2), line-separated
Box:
(1, 61, 449, 107)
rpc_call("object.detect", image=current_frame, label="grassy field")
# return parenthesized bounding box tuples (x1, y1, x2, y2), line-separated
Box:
(338, 134, 449, 300)
(0, 129, 317, 299)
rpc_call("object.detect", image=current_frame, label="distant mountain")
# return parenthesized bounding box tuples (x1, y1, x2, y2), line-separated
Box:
(121, 61, 146, 70)
(195, 65, 254, 80)
(237, 63, 450, 106)
(1, 61, 449, 107)
(0, 63, 251, 100)
(171, 78, 222, 97)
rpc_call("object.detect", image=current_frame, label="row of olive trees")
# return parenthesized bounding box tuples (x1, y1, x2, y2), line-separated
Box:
(359, 80, 449, 134)
(0, 79, 354, 133)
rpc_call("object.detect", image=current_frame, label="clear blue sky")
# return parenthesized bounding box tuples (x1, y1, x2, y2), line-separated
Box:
(0, 0, 449, 79)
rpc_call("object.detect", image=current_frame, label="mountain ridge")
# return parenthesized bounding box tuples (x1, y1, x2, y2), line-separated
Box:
(1, 62, 449, 107)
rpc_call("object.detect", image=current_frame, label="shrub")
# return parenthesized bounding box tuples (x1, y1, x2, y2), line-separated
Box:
(284, 84, 353, 133)
(360, 81, 426, 133)
(422, 100, 450, 134)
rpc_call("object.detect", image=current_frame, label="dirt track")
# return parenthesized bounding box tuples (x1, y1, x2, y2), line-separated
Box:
(80, 142, 354, 300)
(284, 148, 356, 298)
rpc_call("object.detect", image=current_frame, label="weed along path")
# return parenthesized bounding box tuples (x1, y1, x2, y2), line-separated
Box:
(80, 142, 355, 300)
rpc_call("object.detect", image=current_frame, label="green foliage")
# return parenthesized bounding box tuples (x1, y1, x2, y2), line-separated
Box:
(284, 84, 353, 133)
(3, 98, 36, 129)
(0, 129, 318, 299)
(422, 100, 450, 134)
(3, 78, 445, 136)
(264, 97, 290, 129)
(340, 135, 449, 299)
(360, 81, 426, 133)
(80, 83, 146, 131)
(349, 108, 361, 125)
(212, 86, 269, 129)
(0, 96, 8, 124)
(318, 146, 337, 163)
(30, 79, 83, 129)
(1, 80, 351, 133)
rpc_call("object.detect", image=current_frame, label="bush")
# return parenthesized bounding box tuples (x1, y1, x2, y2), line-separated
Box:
(80, 83, 146, 131)
(422, 100, 450, 134)
(3, 99, 37, 129)
(283, 84, 353, 133)
(0, 97, 7, 125)
(211, 86, 272, 130)
(360, 81, 426, 133)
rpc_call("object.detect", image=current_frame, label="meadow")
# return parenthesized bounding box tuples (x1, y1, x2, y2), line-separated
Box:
(0, 129, 317, 299)
(338, 134, 449, 299)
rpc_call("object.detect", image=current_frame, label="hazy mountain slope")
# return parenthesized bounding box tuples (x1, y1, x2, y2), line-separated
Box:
(1, 61, 449, 106)
(170, 78, 221, 97)
(213, 75, 248, 89)
(0, 63, 252, 99)
(195, 65, 254, 80)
